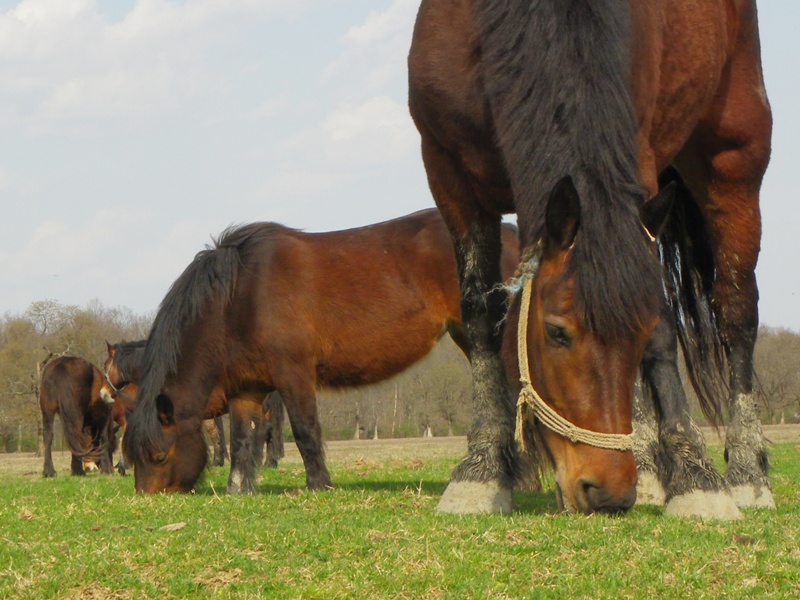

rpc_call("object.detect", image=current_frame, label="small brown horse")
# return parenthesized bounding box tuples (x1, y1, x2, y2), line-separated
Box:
(40, 356, 116, 477)
(409, 0, 769, 516)
(122, 209, 519, 493)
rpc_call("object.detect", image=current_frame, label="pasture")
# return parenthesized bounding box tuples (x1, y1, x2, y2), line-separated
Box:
(1, 429, 799, 599)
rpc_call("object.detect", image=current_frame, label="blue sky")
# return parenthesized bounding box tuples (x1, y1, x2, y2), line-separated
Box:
(1, 0, 798, 331)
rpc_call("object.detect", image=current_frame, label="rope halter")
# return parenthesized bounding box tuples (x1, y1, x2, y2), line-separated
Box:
(512, 254, 634, 453)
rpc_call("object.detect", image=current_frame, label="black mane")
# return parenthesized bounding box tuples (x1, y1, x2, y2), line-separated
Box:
(477, 0, 661, 339)
(124, 222, 289, 460)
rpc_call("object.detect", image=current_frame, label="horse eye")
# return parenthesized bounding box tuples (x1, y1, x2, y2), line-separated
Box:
(152, 453, 169, 465)
(545, 323, 572, 348)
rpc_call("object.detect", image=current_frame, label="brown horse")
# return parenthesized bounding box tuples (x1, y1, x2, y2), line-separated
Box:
(122, 208, 519, 493)
(40, 356, 116, 477)
(409, 0, 769, 516)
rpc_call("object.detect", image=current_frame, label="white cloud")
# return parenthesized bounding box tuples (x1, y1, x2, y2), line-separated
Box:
(0, 0, 303, 129)
(322, 0, 418, 92)
(278, 95, 416, 171)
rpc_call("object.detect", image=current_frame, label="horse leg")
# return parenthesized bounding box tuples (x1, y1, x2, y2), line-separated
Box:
(632, 380, 663, 506)
(279, 382, 331, 491)
(98, 421, 115, 475)
(420, 137, 516, 514)
(227, 397, 261, 494)
(203, 416, 227, 467)
(42, 410, 56, 478)
(253, 410, 268, 467)
(266, 393, 285, 468)
(214, 416, 229, 466)
(640, 304, 741, 519)
(70, 453, 86, 476)
(116, 425, 128, 476)
(676, 18, 773, 508)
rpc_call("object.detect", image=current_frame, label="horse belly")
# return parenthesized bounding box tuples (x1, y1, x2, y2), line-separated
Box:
(317, 314, 446, 387)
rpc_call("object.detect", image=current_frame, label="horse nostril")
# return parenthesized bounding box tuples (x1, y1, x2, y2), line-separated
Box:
(577, 478, 636, 514)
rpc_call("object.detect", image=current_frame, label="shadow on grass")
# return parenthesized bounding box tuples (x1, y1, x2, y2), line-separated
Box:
(195, 469, 561, 515)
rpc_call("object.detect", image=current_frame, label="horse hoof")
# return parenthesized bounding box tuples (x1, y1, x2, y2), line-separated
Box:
(728, 484, 775, 509)
(227, 478, 242, 495)
(665, 490, 742, 520)
(436, 480, 513, 514)
(635, 471, 666, 506)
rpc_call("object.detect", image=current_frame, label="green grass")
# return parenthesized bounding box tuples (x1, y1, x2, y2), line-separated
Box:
(1, 445, 799, 599)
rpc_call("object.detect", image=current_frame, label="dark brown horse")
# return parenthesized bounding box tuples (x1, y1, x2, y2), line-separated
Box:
(40, 356, 116, 477)
(409, 0, 769, 516)
(122, 208, 519, 493)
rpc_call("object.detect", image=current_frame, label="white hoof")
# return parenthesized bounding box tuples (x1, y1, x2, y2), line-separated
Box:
(728, 484, 775, 509)
(635, 471, 666, 506)
(665, 490, 742, 520)
(436, 480, 513, 514)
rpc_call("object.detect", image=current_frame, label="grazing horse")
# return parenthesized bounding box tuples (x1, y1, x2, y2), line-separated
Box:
(40, 356, 116, 477)
(408, 0, 769, 516)
(122, 209, 520, 493)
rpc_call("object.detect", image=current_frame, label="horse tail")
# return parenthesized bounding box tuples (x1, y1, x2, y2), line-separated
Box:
(658, 167, 728, 426)
(44, 359, 103, 462)
(124, 223, 280, 462)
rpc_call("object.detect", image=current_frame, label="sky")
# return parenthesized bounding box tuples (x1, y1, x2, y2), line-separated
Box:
(0, 0, 798, 331)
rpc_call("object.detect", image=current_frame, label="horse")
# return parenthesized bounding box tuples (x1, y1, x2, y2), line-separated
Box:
(39, 356, 116, 477)
(408, 0, 770, 517)
(122, 208, 520, 493)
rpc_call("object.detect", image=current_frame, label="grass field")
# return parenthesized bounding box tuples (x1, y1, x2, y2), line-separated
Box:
(1, 428, 799, 599)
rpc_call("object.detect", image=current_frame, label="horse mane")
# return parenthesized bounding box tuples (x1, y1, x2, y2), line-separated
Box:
(111, 339, 147, 382)
(477, 0, 661, 340)
(657, 167, 728, 426)
(124, 222, 289, 460)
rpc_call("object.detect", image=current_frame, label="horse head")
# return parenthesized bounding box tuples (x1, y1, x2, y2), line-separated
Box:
(507, 177, 673, 514)
(103, 341, 126, 390)
(124, 389, 208, 494)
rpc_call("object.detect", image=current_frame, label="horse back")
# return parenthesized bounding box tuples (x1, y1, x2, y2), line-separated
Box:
(231, 209, 517, 387)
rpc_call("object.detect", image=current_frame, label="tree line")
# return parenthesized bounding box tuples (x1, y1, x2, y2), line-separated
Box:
(0, 299, 798, 453)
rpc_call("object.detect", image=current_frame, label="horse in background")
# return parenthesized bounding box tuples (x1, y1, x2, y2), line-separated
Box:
(40, 356, 116, 477)
(122, 208, 520, 494)
(409, 0, 769, 516)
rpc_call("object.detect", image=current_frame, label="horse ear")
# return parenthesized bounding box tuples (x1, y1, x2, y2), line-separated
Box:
(156, 394, 175, 427)
(105, 341, 113, 354)
(640, 181, 676, 241)
(546, 176, 581, 249)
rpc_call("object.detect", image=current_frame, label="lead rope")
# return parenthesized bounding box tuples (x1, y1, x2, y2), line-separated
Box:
(513, 272, 634, 453)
